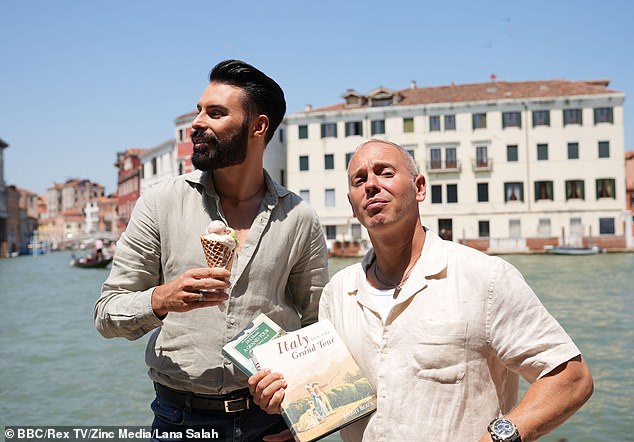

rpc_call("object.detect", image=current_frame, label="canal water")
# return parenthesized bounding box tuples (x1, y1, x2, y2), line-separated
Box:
(0, 250, 632, 441)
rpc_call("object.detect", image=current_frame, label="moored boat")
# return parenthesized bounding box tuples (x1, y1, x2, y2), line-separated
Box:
(544, 245, 604, 255)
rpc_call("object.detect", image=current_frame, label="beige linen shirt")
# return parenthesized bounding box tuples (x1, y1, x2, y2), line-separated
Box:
(95, 170, 328, 394)
(319, 229, 581, 441)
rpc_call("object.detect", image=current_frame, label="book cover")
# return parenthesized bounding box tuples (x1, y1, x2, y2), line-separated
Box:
(251, 320, 377, 442)
(222, 313, 285, 376)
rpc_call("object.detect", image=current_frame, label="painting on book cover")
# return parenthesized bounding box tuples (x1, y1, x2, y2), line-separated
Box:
(258, 322, 377, 441)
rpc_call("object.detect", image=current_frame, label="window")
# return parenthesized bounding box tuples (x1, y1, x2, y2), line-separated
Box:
(568, 142, 579, 159)
(430, 148, 442, 169)
(505, 182, 524, 202)
(444, 114, 456, 130)
(429, 116, 440, 132)
(477, 183, 489, 202)
(345, 121, 362, 137)
(598, 141, 610, 158)
(371, 119, 385, 135)
(325, 225, 337, 239)
(321, 123, 337, 138)
(403, 117, 414, 133)
(535, 181, 554, 201)
(476, 145, 488, 167)
(472, 113, 487, 129)
(594, 107, 613, 124)
(325, 189, 335, 207)
(279, 129, 284, 142)
(298, 125, 308, 139)
(446, 147, 457, 169)
(509, 219, 522, 238)
(447, 184, 458, 203)
(502, 111, 521, 128)
(431, 185, 442, 203)
(599, 218, 615, 234)
(537, 143, 549, 160)
(151, 158, 157, 175)
(563, 109, 583, 126)
(478, 221, 490, 238)
(507, 145, 518, 162)
(345, 152, 354, 168)
(351, 224, 362, 240)
(532, 110, 550, 127)
(566, 180, 585, 200)
(538, 218, 551, 237)
(324, 154, 334, 170)
(570, 218, 583, 238)
(596, 178, 616, 199)
(299, 155, 309, 171)
(299, 189, 310, 203)
(178, 128, 185, 142)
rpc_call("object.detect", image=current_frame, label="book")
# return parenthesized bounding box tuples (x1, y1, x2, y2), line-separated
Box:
(222, 313, 286, 376)
(251, 319, 377, 442)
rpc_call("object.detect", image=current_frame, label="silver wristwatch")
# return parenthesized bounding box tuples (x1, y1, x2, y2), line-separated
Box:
(488, 418, 522, 442)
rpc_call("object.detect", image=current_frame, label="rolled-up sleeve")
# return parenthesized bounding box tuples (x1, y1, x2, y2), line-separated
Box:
(487, 259, 581, 383)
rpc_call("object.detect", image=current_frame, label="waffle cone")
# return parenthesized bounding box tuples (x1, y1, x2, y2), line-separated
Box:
(200, 235, 235, 270)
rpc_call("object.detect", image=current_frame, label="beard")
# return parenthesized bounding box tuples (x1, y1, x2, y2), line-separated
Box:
(190, 122, 249, 171)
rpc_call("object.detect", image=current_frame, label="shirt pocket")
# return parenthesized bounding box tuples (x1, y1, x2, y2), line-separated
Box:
(410, 320, 467, 384)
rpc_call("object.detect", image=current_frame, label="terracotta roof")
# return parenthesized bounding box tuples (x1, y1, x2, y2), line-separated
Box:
(309, 79, 621, 113)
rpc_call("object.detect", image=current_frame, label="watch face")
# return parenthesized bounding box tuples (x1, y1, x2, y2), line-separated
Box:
(493, 419, 516, 438)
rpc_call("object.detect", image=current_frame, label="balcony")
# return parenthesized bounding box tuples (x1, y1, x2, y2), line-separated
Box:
(472, 158, 493, 172)
(426, 160, 461, 174)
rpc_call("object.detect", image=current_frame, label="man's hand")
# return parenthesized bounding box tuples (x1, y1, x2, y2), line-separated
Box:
(248, 370, 287, 414)
(151, 267, 231, 317)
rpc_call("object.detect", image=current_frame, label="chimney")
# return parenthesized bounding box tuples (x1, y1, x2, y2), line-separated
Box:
(410, 80, 417, 90)
(305, 104, 312, 112)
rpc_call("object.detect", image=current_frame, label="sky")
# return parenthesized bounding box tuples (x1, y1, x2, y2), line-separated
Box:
(2, 0, 633, 196)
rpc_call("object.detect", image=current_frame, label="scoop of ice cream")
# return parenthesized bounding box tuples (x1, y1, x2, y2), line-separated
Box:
(201, 220, 238, 250)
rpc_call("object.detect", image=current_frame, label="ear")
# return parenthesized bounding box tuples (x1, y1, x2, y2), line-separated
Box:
(414, 174, 426, 202)
(347, 193, 358, 218)
(252, 115, 269, 139)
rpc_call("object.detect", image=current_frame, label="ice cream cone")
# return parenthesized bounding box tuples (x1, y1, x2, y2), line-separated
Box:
(200, 235, 235, 270)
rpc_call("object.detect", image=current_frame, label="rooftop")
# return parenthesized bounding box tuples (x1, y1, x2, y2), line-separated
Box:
(308, 78, 621, 113)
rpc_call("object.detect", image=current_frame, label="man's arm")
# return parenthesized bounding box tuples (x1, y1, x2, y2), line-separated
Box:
(478, 355, 593, 442)
(287, 214, 328, 326)
(94, 190, 233, 339)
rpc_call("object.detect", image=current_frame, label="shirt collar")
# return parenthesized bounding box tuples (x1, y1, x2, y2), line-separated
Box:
(184, 169, 290, 207)
(360, 227, 448, 278)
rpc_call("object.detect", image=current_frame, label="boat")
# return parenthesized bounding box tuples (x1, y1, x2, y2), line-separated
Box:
(544, 245, 605, 255)
(70, 254, 113, 268)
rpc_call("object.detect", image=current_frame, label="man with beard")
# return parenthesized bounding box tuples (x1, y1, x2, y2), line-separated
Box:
(95, 60, 328, 441)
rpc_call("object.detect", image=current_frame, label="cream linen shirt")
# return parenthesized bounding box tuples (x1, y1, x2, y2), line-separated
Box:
(319, 229, 581, 442)
(95, 170, 328, 394)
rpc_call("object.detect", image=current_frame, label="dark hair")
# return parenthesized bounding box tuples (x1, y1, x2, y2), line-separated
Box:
(209, 59, 286, 144)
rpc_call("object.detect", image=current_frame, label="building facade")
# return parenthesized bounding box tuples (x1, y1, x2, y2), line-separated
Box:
(140, 139, 176, 194)
(626, 151, 634, 237)
(115, 148, 148, 232)
(0, 138, 8, 253)
(286, 79, 629, 253)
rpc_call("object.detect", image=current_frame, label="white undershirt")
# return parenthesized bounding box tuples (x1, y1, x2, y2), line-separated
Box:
(364, 278, 397, 323)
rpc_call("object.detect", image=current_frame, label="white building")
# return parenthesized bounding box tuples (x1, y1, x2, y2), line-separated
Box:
(285, 79, 629, 253)
(140, 139, 176, 194)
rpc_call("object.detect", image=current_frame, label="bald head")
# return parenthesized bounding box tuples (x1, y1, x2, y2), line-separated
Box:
(348, 139, 419, 184)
